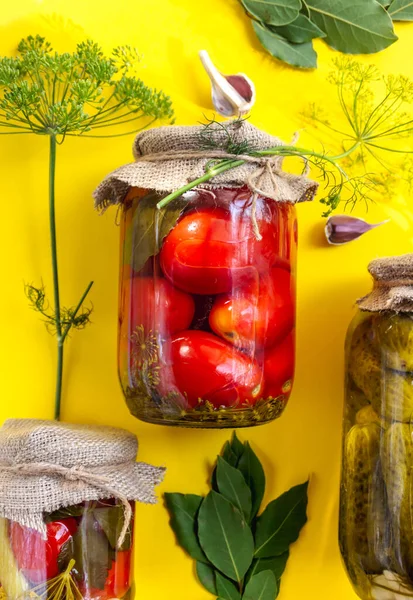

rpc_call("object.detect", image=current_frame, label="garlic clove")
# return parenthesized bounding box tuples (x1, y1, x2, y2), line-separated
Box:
(325, 215, 389, 245)
(199, 50, 256, 117)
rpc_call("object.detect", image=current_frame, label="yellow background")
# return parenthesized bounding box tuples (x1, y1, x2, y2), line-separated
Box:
(1, 2, 413, 599)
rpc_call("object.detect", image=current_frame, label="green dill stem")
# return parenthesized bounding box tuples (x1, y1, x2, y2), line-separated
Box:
(156, 143, 360, 211)
(49, 134, 64, 421)
(61, 280, 94, 343)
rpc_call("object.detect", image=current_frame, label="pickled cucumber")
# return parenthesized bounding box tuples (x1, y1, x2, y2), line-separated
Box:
(382, 423, 413, 579)
(348, 318, 382, 408)
(380, 371, 413, 423)
(346, 379, 371, 423)
(340, 422, 391, 577)
(375, 314, 413, 373)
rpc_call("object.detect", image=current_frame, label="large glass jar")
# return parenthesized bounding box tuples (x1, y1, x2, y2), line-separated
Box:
(118, 185, 297, 428)
(0, 499, 135, 600)
(340, 260, 413, 599)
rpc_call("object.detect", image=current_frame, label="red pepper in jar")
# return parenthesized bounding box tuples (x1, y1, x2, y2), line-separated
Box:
(9, 518, 78, 584)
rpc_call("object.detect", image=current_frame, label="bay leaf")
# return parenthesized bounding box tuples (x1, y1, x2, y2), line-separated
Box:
(164, 493, 207, 563)
(241, 0, 301, 26)
(246, 552, 289, 584)
(222, 442, 239, 468)
(237, 441, 266, 519)
(131, 191, 186, 274)
(272, 13, 326, 42)
(254, 481, 309, 558)
(196, 561, 217, 595)
(57, 537, 75, 573)
(230, 432, 245, 462)
(388, 0, 413, 20)
(198, 491, 254, 582)
(93, 504, 132, 551)
(305, 0, 397, 54)
(73, 511, 112, 590)
(242, 570, 278, 600)
(216, 456, 252, 522)
(216, 571, 241, 600)
(252, 23, 318, 68)
(45, 504, 85, 522)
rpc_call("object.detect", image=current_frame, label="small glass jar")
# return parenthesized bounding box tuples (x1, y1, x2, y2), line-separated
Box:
(0, 499, 135, 600)
(340, 274, 413, 598)
(118, 185, 297, 428)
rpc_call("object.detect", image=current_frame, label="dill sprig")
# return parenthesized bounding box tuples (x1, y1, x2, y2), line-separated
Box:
(302, 56, 413, 212)
(0, 36, 174, 139)
(0, 36, 174, 420)
(158, 58, 413, 217)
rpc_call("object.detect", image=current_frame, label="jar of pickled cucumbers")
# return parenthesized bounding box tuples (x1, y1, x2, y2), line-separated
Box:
(0, 419, 165, 600)
(94, 120, 317, 427)
(340, 254, 413, 600)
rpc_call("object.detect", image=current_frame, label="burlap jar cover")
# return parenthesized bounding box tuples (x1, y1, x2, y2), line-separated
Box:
(93, 120, 319, 210)
(358, 254, 413, 313)
(0, 419, 165, 538)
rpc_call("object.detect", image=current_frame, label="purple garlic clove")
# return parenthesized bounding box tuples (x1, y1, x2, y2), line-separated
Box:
(199, 50, 256, 117)
(325, 215, 389, 245)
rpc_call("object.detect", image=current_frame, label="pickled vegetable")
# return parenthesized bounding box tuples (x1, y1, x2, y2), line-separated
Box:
(340, 422, 391, 578)
(341, 309, 413, 600)
(119, 187, 297, 427)
(348, 318, 381, 406)
(382, 423, 413, 578)
(375, 314, 413, 373)
(0, 518, 29, 599)
(0, 501, 134, 600)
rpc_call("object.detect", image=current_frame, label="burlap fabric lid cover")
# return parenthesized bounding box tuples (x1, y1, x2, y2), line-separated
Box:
(0, 419, 165, 535)
(93, 120, 318, 210)
(358, 254, 413, 313)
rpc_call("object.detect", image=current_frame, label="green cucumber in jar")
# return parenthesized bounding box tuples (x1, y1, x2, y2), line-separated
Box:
(341, 422, 391, 579)
(382, 423, 413, 579)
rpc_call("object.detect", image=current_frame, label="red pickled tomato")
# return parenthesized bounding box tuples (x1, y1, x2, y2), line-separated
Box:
(159, 206, 279, 295)
(210, 268, 295, 351)
(263, 332, 295, 400)
(165, 330, 263, 408)
(104, 550, 132, 598)
(130, 277, 195, 337)
(9, 518, 78, 584)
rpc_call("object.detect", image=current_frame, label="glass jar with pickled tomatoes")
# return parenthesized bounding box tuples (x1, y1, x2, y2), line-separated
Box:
(94, 121, 317, 427)
(118, 185, 298, 427)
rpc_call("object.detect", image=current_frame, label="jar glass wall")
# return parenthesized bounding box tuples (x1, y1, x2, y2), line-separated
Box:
(340, 309, 413, 599)
(118, 186, 297, 428)
(0, 499, 135, 600)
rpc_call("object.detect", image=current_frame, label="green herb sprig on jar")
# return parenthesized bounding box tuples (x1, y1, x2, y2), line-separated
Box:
(0, 35, 174, 420)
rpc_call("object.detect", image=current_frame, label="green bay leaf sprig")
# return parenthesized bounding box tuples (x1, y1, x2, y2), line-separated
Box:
(165, 433, 309, 600)
(238, 0, 412, 69)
